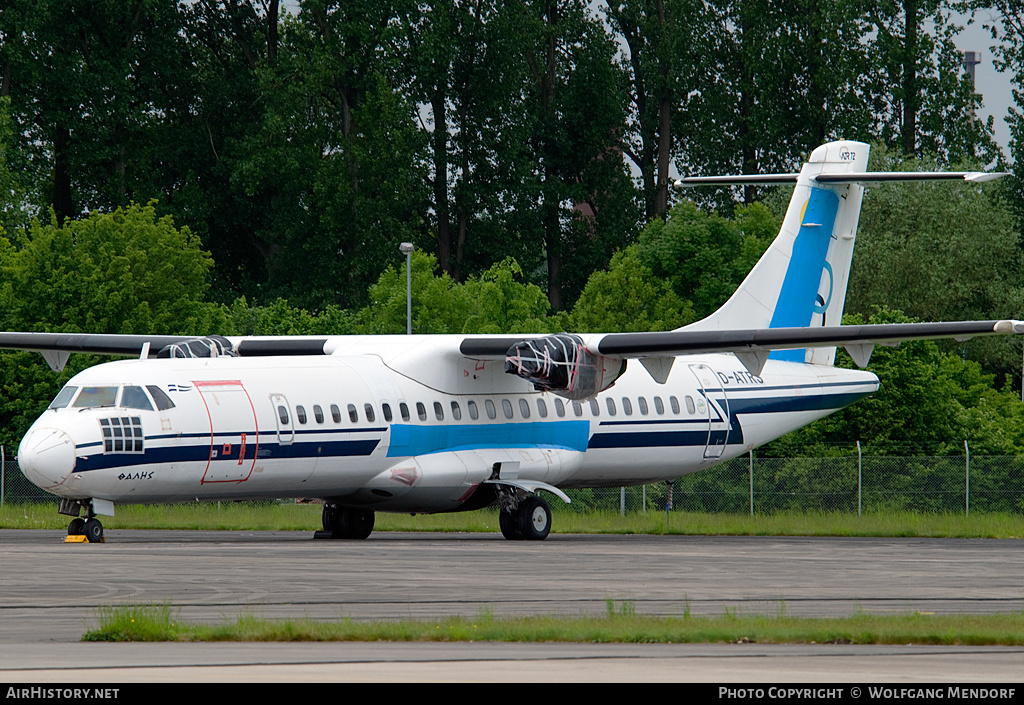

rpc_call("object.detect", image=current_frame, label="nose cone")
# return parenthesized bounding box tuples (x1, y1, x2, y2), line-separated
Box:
(19, 427, 77, 490)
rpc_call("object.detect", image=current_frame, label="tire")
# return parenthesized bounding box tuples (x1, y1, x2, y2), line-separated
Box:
(516, 495, 551, 541)
(337, 507, 374, 539)
(499, 509, 523, 540)
(67, 518, 85, 536)
(322, 504, 336, 532)
(83, 518, 104, 543)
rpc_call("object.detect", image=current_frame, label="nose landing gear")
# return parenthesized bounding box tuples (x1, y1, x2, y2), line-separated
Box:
(60, 498, 105, 543)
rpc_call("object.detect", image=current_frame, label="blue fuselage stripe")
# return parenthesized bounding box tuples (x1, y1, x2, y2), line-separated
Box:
(770, 187, 840, 362)
(387, 420, 591, 456)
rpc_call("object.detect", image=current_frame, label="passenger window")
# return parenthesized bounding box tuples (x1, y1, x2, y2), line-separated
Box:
(433, 402, 444, 421)
(555, 399, 565, 417)
(450, 401, 461, 420)
(589, 399, 600, 416)
(48, 386, 79, 410)
(277, 405, 290, 425)
(670, 396, 681, 414)
(147, 386, 176, 411)
(573, 401, 583, 417)
(654, 396, 665, 415)
(638, 397, 649, 415)
(296, 405, 307, 424)
(468, 400, 479, 420)
(331, 404, 342, 423)
(519, 399, 530, 418)
(537, 399, 548, 418)
(382, 403, 392, 422)
(121, 386, 154, 411)
(400, 402, 410, 421)
(502, 399, 513, 419)
(348, 404, 358, 422)
(314, 405, 324, 423)
(417, 402, 427, 421)
(364, 404, 376, 422)
(605, 398, 616, 416)
(621, 397, 632, 415)
(685, 396, 696, 415)
(485, 400, 497, 419)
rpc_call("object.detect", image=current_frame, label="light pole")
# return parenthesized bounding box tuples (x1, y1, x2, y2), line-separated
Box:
(399, 242, 414, 335)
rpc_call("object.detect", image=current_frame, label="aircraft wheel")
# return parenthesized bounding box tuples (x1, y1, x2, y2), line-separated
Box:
(322, 504, 336, 532)
(67, 517, 85, 536)
(83, 518, 104, 543)
(516, 495, 551, 541)
(340, 508, 374, 540)
(499, 509, 523, 540)
(327, 507, 374, 539)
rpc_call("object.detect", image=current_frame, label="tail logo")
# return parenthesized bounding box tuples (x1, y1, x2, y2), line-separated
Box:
(813, 261, 834, 315)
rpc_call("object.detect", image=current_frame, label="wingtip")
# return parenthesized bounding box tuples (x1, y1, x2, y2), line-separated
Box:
(994, 320, 1024, 334)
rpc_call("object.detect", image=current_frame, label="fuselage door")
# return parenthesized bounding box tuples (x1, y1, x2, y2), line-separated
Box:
(688, 363, 730, 459)
(270, 393, 294, 445)
(196, 380, 259, 483)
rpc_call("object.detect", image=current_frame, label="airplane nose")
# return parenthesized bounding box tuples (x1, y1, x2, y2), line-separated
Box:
(19, 427, 77, 490)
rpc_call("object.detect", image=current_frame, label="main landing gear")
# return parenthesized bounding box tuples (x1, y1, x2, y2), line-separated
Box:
(498, 492, 552, 541)
(317, 503, 375, 540)
(60, 498, 104, 543)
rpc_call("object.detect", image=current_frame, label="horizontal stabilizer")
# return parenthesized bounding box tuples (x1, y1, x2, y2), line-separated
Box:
(676, 171, 1007, 188)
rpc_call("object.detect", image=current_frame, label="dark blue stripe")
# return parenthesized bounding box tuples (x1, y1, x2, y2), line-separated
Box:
(73, 438, 380, 473)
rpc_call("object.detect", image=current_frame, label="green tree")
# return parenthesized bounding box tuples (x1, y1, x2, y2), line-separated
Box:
(864, 0, 998, 162)
(605, 0, 713, 220)
(515, 0, 640, 309)
(0, 203, 225, 447)
(224, 297, 357, 336)
(0, 96, 27, 236)
(762, 308, 1024, 458)
(0, 0, 190, 225)
(688, 0, 873, 205)
(568, 248, 692, 332)
(0, 204, 218, 334)
(630, 199, 777, 320)
(358, 250, 560, 334)
(846, 145, 1024, 381)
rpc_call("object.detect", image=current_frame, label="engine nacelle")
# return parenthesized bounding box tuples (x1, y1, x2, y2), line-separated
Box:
(504, 334, 625, 400)
(156, 335, 236, 359)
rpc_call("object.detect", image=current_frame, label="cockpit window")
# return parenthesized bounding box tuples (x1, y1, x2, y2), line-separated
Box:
(48, 386, 79, 410)
(72, 386, 118, 408)
(121, 386, 154, 411)
(146, 386, 176, 411)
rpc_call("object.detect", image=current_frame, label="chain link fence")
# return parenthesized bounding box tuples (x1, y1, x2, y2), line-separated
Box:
(564, 453, 1024, 515)
(3, 448, 1023, 515)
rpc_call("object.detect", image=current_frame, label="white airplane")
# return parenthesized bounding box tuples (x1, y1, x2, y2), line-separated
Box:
(8, 140, 1021, 542)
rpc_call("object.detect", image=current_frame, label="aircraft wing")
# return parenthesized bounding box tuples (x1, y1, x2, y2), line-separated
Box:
(0, 332, 333, 372)
(462, 319, 1024, 386)
(591, 320, 1024, 358)
(2, 319, 1020, 378)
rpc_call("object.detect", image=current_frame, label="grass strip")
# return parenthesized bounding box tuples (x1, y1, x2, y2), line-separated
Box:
(81, 604, 1024, 645)
(4, 502, 1024, 538)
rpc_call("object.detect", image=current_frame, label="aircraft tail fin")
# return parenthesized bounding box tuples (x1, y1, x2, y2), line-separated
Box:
(675, 140, 1005, 366)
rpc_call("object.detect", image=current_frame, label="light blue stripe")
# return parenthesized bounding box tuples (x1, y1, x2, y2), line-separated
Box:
(387, 420, 591, 457)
